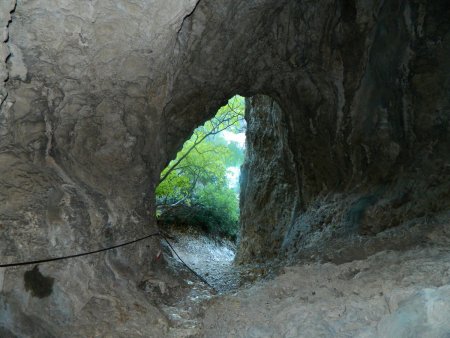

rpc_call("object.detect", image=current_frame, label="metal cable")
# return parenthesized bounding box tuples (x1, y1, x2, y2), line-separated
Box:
(0, 230, 216, 292)
(0, 232, 161, 268)
(160, 235, 216, 291)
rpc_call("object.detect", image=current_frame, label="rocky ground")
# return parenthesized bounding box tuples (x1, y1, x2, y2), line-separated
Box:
(203, 245, 450, 337)
(152, 226, 450, 338)
(151, 226, 275, 337)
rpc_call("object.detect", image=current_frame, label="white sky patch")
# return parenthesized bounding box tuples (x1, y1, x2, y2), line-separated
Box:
(227, 166, 241, 189)
(221, 130, 246, 148)
(219, 129, 245, 189)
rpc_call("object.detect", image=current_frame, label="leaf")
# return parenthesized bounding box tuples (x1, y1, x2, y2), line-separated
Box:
(156, 95, 245, 237)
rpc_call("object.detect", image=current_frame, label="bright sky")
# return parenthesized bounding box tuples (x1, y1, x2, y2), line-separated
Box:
(221, 130, 246, 148)
(226, 166, 241, 189)
(220, 130, 246, 189)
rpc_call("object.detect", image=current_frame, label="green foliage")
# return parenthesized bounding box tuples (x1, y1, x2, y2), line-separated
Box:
(156, 96, 245, 238)
(224, 139, 244, 167)
(195, 183, 240, 236)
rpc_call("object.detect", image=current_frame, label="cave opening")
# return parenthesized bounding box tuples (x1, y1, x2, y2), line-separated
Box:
(155, 95, 247, 291)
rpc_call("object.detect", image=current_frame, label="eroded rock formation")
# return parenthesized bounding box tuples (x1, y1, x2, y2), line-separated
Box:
(238, 1, 450, 263)
(239, 96, 300, 261)
(205, 247, 450, 337)
(0, 0, 449, 336)
(0, 0, 201, 335)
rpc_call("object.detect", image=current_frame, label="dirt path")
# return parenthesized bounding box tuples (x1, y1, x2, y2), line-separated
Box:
(156, 226, 276, 337)
(163, 227, 239, 293)
(154, 227, 450, 337)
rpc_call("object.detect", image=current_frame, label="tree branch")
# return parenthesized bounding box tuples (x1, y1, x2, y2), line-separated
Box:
(159, 105, 244, 184)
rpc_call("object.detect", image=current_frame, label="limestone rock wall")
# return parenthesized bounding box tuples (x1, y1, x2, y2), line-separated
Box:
(0, 0, 200, 335)
(0, 0, 15, 106)
(238, 1, 450, 263)
(238, 96, 300, 261)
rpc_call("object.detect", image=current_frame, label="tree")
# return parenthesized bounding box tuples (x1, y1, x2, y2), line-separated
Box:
(156, 96, 245, 238)
(159, 96, 245, 185)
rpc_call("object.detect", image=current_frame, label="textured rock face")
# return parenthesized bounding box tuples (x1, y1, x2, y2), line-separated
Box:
(239, 96, 300, 261)
(238, 1, 450, 263)
(0, 1, 15, 103)
(0, 0, 201, 336)
(204, 247, 450, 337)
(0, 0, 449, 335)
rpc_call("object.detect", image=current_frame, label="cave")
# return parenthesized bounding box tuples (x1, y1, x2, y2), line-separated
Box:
(155, 96, 245, 293)
(1, 0, 450, 336)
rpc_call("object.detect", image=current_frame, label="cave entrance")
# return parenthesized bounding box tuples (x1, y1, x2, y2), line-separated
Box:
(155, 96, 246, 291)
